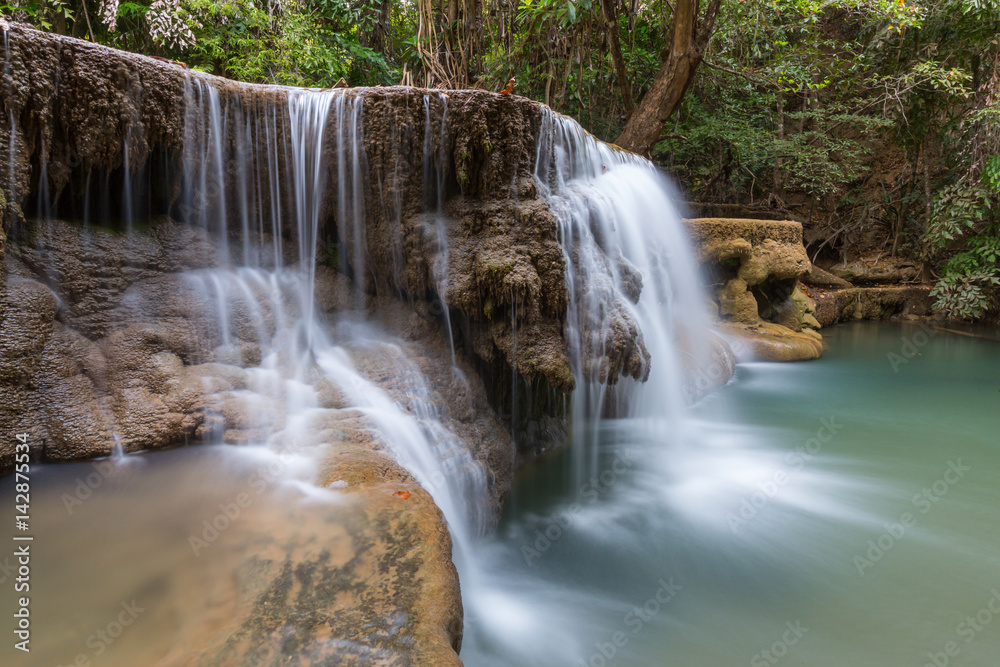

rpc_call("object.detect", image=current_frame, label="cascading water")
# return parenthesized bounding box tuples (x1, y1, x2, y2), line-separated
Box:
(169, 77, 491, 511)
(460, 110, 720, 665)
(112, 75, 713, 663)
(423, 92, 458, 365)
(288, 89, 337, 337)
(333, 91, 367, 309)
(171, 83, 517, 665)
(7, 28, 1000, 667)
(2, 33, 723, 661)
(533, 109, 715, 485)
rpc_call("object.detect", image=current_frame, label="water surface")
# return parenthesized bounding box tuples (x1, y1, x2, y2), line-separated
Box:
(2, 322, 998, 666)
(463, 322, 1000, 667)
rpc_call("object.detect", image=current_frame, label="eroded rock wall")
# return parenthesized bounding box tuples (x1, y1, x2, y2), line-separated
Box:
(0, 215, 506, 664)
(0, 24, 579, 401)
(686, 217, 824, 361)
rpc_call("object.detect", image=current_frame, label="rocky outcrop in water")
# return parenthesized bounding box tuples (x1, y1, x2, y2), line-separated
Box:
(686, 217, 824, 361)
(183, 447, 465, 666)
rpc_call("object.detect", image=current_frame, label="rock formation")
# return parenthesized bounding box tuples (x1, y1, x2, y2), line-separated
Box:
(686, 217, 824, 361)
(0, 23, 732, 665)
(811, 286, 932, 327)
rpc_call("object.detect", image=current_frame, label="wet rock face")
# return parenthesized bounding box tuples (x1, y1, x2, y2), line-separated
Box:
(686, 218, 824, 361)
(0, 216, 508, 663)
(0, 23, 576, 399)
(183, 459, 464, 667)
(0, 217, 514, 499)
(0, 24, 188, 234)
(0, 220, 217, 464)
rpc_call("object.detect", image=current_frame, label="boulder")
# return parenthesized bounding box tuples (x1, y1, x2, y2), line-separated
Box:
(685, 218, 824, 361)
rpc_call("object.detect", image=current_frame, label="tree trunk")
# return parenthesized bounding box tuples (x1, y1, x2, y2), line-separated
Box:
(362, 0, 392, 54)
(773, 88, 784, 199)
(379, 0, 393, 53)
(922, 137, 932, 223)
(614, 0, 721, 155)
(600, 0, 634, 115)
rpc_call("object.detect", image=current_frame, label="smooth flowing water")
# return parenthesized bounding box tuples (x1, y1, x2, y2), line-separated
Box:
(532, 109, 712, 490)
(0, 445, 342, 666)
(5, 48, 999, 664)
(461, 322, 1000, 666)
(3, 323, 997, 665)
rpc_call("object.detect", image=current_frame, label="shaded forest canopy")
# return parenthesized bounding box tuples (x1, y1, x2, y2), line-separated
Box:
(4, 0, 1000, 320)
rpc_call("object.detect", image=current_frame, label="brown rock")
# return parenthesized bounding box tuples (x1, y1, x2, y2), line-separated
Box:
(686, 218, 824, 361)
(803, 265, 853, 289)
(813, 286, 933, 327)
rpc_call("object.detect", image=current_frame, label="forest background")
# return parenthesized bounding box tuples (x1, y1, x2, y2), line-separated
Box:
(4, 0, 1000, 320)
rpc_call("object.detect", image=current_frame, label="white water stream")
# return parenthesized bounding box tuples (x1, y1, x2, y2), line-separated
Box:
(2, 56, 725, 663)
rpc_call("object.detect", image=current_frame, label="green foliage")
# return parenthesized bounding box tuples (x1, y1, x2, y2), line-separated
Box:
(518, 0, 591, 31)
(3, 0, 74, 30)
(9, 0, 1000, 322)
(183, 0, 392, 86)
(929, 270, 1000, 319)
(924, 177, 1000, 319)
(924, 184, 992, 248)
(117, 2, 149, 19)
(3, 0, 397, 87)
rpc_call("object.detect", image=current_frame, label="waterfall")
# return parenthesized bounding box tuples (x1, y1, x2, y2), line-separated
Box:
(169, 83, 715, 663)
(170, 75, 497, 605)
(534, 109, 714, 485)
(423, 92, 457, 365)
(287, 89, 338, 337)
(5, 38, 717, 659)
(333, 91, 367, 309)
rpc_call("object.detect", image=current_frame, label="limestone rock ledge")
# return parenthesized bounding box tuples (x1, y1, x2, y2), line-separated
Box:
(174, 456, 464, 667)
(0, 22, 581, 395)
(685, 217, 824, 362)
(0, 21, 675, 452)
(811, 285, 933, 327)
(0, 218, 508, 664)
